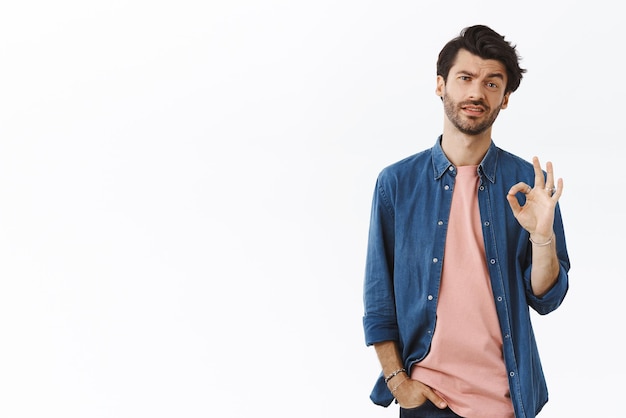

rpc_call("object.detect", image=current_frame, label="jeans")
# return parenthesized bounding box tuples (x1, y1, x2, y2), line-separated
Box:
(399, 400, 463, 418)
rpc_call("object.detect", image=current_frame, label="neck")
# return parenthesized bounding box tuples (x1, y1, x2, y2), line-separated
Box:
(440, 126, 492, 166)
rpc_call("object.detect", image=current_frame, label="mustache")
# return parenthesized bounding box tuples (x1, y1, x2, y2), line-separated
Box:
(460, 100, 489, 109)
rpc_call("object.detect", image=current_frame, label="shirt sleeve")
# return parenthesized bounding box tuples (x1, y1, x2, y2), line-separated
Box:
(362, 174, 401, 346)
(524, 204, 570, 315)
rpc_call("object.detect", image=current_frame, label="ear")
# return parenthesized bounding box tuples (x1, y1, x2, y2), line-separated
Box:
(501, 92, 510, 109)
(435, 75, 445, 98)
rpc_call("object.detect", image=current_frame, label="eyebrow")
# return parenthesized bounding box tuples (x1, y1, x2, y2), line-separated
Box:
(457, 70, 505, 80)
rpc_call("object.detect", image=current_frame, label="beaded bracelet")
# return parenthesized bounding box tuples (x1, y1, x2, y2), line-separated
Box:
(384, 368, 407, 384)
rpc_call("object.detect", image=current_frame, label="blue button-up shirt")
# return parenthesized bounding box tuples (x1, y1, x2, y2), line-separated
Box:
(362, 137, 570, 417)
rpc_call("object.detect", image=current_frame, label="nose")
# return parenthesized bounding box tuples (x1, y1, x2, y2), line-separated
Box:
(467, 81, 486, 100)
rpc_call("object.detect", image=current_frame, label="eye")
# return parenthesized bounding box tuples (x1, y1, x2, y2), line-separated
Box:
(486, 82, 499, 88)
(459, 75, 471, 81)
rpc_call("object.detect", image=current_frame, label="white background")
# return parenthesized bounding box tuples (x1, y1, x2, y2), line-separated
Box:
(0, 1, 621, 417)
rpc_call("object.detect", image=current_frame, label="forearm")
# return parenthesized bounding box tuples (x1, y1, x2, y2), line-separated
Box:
(373, 341, 410, 400)
(529, 231, 560, 297)
(373, 340, 448, 409)
(373, 340, 405, 378)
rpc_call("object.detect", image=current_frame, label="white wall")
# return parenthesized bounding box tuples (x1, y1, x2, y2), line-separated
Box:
(0, 1, 620, 417)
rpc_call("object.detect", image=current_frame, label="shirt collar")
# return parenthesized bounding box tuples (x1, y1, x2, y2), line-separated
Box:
(432, 135, 498, 183)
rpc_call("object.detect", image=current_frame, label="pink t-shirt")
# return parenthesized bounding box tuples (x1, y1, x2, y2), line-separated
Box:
(411, 166, 514, 418)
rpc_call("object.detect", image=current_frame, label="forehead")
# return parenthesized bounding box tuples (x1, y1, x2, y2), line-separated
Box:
(451, 49, 507, 78)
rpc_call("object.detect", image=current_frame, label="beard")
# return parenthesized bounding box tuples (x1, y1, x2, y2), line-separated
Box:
(442, 93, 502, 136)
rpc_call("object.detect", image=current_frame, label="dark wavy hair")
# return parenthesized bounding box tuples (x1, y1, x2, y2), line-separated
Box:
(436, 25, 527, 94)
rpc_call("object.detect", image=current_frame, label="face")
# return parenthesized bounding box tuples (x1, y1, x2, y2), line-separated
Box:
(437, 49, 510, 136)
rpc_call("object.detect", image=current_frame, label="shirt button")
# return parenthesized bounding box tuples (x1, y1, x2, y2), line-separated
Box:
(428, 295, 433, 301)
(444, 185, 450, 191)
(432, 258, 438, 263)
(484, 221, 490, 227)
(510, 371, 515, 377)
(490, 259, 496, 264)
(497, 296, 503, 302)
(479, 185, 485, 191)
(448, 166, 455, 171)
(438, 220, 444, 226)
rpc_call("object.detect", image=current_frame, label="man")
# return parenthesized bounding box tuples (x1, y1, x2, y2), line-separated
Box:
(362, 25, 570, 418)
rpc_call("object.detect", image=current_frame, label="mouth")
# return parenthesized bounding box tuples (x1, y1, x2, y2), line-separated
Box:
(461, 103, 486, 116)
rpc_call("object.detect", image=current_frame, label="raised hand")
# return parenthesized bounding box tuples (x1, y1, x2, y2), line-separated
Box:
(506, 156, 563, 243)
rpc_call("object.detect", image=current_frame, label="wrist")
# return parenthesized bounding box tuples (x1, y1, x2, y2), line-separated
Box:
(384, 368, 407, 385)
(385, 369, 408, 394)
(529, 232, 554, 246)
(389, 375, 410, 398)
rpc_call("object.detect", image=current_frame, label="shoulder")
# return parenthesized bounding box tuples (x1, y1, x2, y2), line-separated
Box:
(378, 148, 432, 184)
(495, 146, 535, 175)
(496, 147, 532, 166)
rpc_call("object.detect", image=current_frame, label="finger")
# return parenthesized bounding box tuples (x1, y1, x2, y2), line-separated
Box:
(507, 181, 531, 196)
(532, 156, 545, 188)
(424, 390, 448, 409)
(544, 161, 555, 189)
(507, 182, 530, 216)
(506, 193, 521, 216)
(551, 177, 564, 200)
